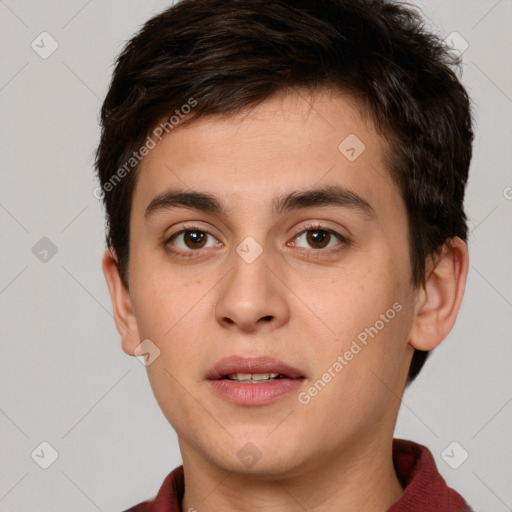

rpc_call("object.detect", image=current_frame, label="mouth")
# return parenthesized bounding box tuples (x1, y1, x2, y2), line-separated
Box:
(206, 355, 305, 380)
(206, 356, 306, 406)
(220, 372, 292, 383)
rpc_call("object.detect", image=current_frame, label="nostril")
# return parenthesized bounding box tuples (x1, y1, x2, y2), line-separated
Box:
(261, 315, 273, 322)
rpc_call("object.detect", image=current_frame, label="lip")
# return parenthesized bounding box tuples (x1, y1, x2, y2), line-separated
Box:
(206, 356, 306, 406)
(206, 355, 305, 380)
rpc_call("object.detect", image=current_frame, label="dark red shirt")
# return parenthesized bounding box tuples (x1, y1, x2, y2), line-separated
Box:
(124, 439, 473, 511)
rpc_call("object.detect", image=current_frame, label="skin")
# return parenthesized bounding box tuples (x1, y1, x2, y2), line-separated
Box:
(102, 88, 469, 511)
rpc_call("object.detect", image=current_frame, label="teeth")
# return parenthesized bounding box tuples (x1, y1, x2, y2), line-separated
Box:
(226, 372, 281, 381)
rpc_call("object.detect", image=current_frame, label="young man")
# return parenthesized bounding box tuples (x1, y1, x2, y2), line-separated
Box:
(96, 0, 474, 510)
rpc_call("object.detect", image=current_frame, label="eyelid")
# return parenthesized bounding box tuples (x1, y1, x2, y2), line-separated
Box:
(289, 223, 349, 252)
(164, 223, 221, 253)
(165, 221, 219, 240)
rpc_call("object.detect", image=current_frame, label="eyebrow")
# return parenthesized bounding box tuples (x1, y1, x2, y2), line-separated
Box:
(144, 184, 375, 220)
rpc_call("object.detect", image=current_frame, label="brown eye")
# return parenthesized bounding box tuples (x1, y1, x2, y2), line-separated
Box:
(168, 228, 219, 253)
(293, 227, 345, 251)
(305, 230, 331, 249)
(182, 230, 207, 249)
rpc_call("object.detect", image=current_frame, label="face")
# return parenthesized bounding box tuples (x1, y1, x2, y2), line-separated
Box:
(123, 89, 418, 476)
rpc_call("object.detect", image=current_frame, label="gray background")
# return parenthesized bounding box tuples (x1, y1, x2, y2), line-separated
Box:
(0, 0, 511, 510)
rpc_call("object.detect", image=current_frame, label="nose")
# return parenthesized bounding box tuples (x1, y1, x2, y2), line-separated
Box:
(215, 249, 290, 333)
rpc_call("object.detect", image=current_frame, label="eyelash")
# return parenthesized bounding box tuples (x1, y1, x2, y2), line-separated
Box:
(164, 223, 349, 258)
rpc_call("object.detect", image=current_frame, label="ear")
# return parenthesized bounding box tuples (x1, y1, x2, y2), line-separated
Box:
(409, 237, 469, 351)
(101, 248, 141, 356)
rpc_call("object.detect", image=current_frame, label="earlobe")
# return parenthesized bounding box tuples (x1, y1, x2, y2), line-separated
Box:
(409, 237, 469, 352)
(101, 248, 141, 356)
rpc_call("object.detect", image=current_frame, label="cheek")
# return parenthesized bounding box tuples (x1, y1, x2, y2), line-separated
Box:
(129, 250, 208, 339)
(302, 305, 412, 437)
(330, 267, 400, 340)
(315, 269, 412, 399)
(129, 249, 216, 368)
(146, 364, 200, 442)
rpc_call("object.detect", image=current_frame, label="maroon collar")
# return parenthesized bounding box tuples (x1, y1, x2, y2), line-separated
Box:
(124, 439, 472, 512)
(388, 439, 472, 511)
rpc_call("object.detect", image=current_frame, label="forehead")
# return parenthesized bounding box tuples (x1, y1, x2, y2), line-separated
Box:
(131, 89, 401, 221)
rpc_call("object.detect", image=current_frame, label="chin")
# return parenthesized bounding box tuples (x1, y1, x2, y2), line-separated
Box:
(205, 434, 307, 477)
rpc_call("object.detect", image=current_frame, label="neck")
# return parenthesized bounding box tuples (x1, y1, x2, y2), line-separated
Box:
(180, 432, 404, 512)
